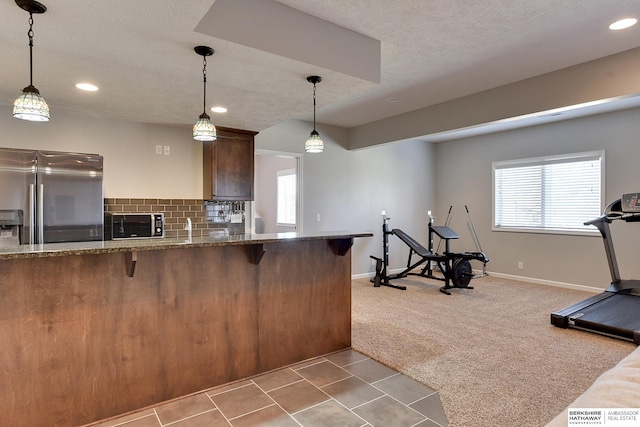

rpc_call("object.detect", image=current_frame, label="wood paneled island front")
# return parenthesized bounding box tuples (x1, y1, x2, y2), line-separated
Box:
(0, 232, 370, 427)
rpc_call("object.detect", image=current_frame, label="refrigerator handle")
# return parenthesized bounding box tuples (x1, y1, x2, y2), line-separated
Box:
(29, 184, 35, 245)
(38, 184, 44, 244)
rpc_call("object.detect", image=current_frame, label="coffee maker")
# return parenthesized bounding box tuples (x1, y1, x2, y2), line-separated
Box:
(0, 210, 23, 246)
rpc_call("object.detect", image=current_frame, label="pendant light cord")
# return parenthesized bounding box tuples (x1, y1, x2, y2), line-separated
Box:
(28, 12, 34, 87)
(313, 82, 317, 131)
(202, 56, 207, 114)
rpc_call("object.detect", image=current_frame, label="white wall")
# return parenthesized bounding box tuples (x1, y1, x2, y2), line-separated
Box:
(433, 107, 640, 289)
(255, 120, 436, 276)
(0, 105, 201, 199)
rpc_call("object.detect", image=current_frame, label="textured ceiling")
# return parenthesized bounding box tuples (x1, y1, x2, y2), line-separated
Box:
(0, 0, 639, 135)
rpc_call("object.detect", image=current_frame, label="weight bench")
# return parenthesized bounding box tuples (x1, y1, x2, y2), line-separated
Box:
(392, 228, 446, 274)
(370, 213, 489, 294)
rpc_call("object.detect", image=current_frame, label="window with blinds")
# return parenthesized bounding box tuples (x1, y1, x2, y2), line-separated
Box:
(277, 169, 296, 227)
(493, 151, 604, 235)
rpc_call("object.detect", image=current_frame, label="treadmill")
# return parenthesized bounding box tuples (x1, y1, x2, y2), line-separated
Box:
(551, 193, 640, 344)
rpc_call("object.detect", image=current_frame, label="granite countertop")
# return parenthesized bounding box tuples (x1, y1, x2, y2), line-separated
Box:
(0, 231, 373, 259)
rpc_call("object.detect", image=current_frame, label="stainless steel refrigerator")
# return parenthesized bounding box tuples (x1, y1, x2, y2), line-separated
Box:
(0, 148, 103, 244)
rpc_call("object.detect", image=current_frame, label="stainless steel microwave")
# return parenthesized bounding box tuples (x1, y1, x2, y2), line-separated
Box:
(105, 213, 164, 240)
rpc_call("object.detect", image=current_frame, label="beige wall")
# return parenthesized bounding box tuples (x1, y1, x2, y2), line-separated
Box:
(0, 105, 201, 199)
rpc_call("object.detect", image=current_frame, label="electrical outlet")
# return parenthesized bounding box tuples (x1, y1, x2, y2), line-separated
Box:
(316, 214, 320, 222)
(163, 145, 170, 156)
(518, 261, 524, 270)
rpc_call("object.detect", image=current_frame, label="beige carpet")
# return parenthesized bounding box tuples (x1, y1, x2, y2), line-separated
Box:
(351, 275, 636, 427)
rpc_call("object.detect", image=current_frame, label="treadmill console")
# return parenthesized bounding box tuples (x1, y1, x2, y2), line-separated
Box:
(622, 193, 640, 212)
(617, 193, 640, 222)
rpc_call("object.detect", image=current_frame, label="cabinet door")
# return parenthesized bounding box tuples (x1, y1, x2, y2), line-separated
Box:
(203, 127, 257, 201)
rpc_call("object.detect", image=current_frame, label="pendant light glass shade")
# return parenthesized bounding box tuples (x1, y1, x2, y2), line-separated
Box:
(193, 46, 217, 141)
(305, 130, 324, 153)
(14, 0, 49, 122)
(193, 112, 217, 141)
(305, 76, 323, 153)
(13, 85, 50, 121)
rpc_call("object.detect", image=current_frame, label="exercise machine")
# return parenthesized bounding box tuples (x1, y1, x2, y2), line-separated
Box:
(370, 210, 489, 294)
(551, 194, 640, 344)
(466, 205, 488, 277)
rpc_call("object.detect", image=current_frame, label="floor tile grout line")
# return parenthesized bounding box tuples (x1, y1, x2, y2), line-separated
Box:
(251, 376, 305, 427)
(330, 351, 372, 368)
(313, 393, 376, 427)
(152, 408, 162, 426)
(225, 403, 278, 422)
(159, 408, 219, 426)
(99, 412, 158, 427)
(204, 393, 233, 426)
(207, 380, 254, 397)
(369, 371, 401, 385)
(350, 394, 387, 411)
(407, 390, 439, 406)
(277, 363, 440, 427)
(345, 353, 445, 423)
(365, 372, 444, 421)
(342, 370, 435, 424)
(291, 357, 329, 372)
(254, 377, 306, 393)
(288, 396, 333, 417)
(340, 356, 374, 369)
(410, 415, 447, 427)
(287, 394, 372, 427)
(316, 373, 355, 389)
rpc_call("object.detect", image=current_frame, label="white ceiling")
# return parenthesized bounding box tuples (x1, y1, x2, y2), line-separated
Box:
(1, 0, 639, 140)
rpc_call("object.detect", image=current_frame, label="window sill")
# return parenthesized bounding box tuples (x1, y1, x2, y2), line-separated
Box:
(492, 226, 600, 237)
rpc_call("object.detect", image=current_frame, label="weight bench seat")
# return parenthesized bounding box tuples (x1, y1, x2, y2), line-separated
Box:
(392, 228, 434, 258)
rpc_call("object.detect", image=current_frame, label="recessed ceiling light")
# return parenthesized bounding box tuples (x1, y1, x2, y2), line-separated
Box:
(211, 106, 227, 113)
(609, 18, 637, 30)
(75, 83, 99, 91)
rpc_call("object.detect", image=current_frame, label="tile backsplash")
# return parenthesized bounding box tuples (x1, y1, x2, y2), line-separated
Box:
(104, 198, 245, 239)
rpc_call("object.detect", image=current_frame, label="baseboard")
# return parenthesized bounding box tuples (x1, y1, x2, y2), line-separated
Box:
(351, 268, 407, 281)
(484, 271, 602, 293)
(352, 269, 603, 294)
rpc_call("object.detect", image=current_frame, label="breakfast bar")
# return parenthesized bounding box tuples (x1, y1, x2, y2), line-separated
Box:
(0, 231, 370, 427)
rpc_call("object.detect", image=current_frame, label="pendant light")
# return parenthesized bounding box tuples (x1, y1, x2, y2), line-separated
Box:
(192, 46, 217, 141)
(13, 0, 49, 122)
(305, 76, 324, 153)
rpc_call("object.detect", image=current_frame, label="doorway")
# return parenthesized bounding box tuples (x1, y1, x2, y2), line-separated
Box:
(253, 150, 302, 234)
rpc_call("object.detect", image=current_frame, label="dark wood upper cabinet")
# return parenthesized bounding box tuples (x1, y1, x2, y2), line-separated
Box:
(203, 126, 257, 201)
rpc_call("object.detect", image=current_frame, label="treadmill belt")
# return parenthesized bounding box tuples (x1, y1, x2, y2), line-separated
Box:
(573, 293, 640, 340)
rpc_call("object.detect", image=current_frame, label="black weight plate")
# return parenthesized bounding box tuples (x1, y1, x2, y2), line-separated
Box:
(452, 259, 472, 287)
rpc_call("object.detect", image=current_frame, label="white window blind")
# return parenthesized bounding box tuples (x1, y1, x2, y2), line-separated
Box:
(493, 151, 604, 234)
(277, 169, 296, 227)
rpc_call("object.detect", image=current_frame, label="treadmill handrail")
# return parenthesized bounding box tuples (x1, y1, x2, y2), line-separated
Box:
(585, 209, 621, 284)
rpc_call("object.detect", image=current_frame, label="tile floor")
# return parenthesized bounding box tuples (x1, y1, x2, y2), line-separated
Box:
(91, 349, 448, 427)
